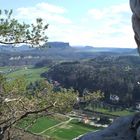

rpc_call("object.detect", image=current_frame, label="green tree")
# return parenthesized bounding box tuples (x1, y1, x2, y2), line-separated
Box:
(0, 9, 78, 140)
(0, 74, 6, 93)
(82, 90, 104, 102)
(0, 9, 50, 139)
(0, 9, 48, 46)
(0, 75, 78, 140)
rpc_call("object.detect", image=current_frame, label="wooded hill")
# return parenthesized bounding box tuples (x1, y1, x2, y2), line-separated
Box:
(42, 55, 140, 106)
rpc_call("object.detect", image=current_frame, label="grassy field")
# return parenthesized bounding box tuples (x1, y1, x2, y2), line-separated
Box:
(43, 119, 100, 140)
(0, 66, 48, 83)
(93, 108, 134, 116)
(17, 116, 61, 132)
(28, 117, 61, 133)
(86, 104, 134, 116)
(0, 66, 11, 71)
(17, 116, 100, 140)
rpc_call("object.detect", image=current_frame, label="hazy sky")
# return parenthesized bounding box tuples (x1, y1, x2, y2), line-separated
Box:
(0, 0, 136, 48)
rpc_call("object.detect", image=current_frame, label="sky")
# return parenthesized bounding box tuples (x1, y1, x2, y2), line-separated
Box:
(0, 0, 136, 48)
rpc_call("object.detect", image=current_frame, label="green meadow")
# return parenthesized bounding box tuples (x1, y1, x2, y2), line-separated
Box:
(0, 66, 48, 83)
(17, 116, 100, 140)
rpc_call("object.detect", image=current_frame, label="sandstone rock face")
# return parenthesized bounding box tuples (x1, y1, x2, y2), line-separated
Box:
(78, 114, 140, 140)
(130, 0, 140, 52)
(136, 126, 140, 140)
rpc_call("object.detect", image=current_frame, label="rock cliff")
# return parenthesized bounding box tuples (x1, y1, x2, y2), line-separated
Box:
(130, 0, 140, 52)
(79, 113, 140, 140)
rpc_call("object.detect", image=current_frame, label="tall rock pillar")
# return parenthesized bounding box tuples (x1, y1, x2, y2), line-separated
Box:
(130, 0, 140, 53)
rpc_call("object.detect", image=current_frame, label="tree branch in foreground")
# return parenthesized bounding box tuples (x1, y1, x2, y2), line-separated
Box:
(0, 101, 56, 137)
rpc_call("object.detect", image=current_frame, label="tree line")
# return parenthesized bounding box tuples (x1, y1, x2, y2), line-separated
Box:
(44, 56, 140, 106)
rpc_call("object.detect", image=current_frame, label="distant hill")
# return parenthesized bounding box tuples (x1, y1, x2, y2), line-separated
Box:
(47, 42, 70, 48)
(44, 55, 140, 105)
(0, 42, 137, 54)
(0, 41, 138, 66)
(0, 45, 35, 52)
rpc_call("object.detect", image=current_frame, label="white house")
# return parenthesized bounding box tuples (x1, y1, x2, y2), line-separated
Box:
(110, 94, 119, 102)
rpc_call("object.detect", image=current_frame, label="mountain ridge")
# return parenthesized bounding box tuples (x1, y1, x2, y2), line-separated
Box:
(0, 41, 137, 53)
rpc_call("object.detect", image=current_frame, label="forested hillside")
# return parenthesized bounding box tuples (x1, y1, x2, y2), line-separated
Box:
(43, 55, 140, 106)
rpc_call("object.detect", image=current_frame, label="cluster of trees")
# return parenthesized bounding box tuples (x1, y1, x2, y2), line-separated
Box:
(0, 46, 103, 66)
(34, 59, 56, 68)
(44, 56, 140, 106)
(0, 9, 78, 139)
(0, 51, 42, 66)
(0, 10, 48, 46)
(0, 74, 78, 139)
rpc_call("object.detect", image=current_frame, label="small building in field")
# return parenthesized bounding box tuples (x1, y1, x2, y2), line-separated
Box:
(135, 101, 140, 110)
(110, 94, 119, 102)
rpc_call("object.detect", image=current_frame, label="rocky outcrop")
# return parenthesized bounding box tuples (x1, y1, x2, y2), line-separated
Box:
(78, 113, 140, 140)
(47, 42, 70, 48)
(130, 0, 140, 53)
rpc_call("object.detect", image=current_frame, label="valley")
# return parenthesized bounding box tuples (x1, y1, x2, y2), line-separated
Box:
(0, 43, 139, 140)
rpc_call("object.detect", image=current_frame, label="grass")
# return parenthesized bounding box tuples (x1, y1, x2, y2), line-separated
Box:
(16, 116, 35, 129)
(28, 117, 61, 133)
(43, 119, 100, 140)
(94, 108, 133, 116)
(0, 66, 11, 71)
(17, 116, 61, 133)
(1, 66, 48, 83)
(17, 116, 100, 140)
(86, 104, 134, 116)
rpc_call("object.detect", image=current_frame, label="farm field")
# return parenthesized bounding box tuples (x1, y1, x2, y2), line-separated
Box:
(93, 108, 134, 116)
(17, 115, 101, 140)
(85, 104, 135, 117)
(0, 66, 48, 83)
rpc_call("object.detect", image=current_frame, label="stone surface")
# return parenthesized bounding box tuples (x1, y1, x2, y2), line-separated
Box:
(78, 115, 136, 140)
(130, 0, 140, 52)
(136, 126, 140, 140)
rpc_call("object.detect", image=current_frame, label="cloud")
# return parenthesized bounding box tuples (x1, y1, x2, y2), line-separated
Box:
(15, 2, 72, 24)
(50, 2, 136, 48)
(88, 9, 104, 20)
(36, 2, 66, 14)
(88, 3, 131, 29)
(84, 3, 136, 48)
(14, 2, 136, 48)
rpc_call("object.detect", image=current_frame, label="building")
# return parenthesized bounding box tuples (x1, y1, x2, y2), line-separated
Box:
(110, 94, 119, 102)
